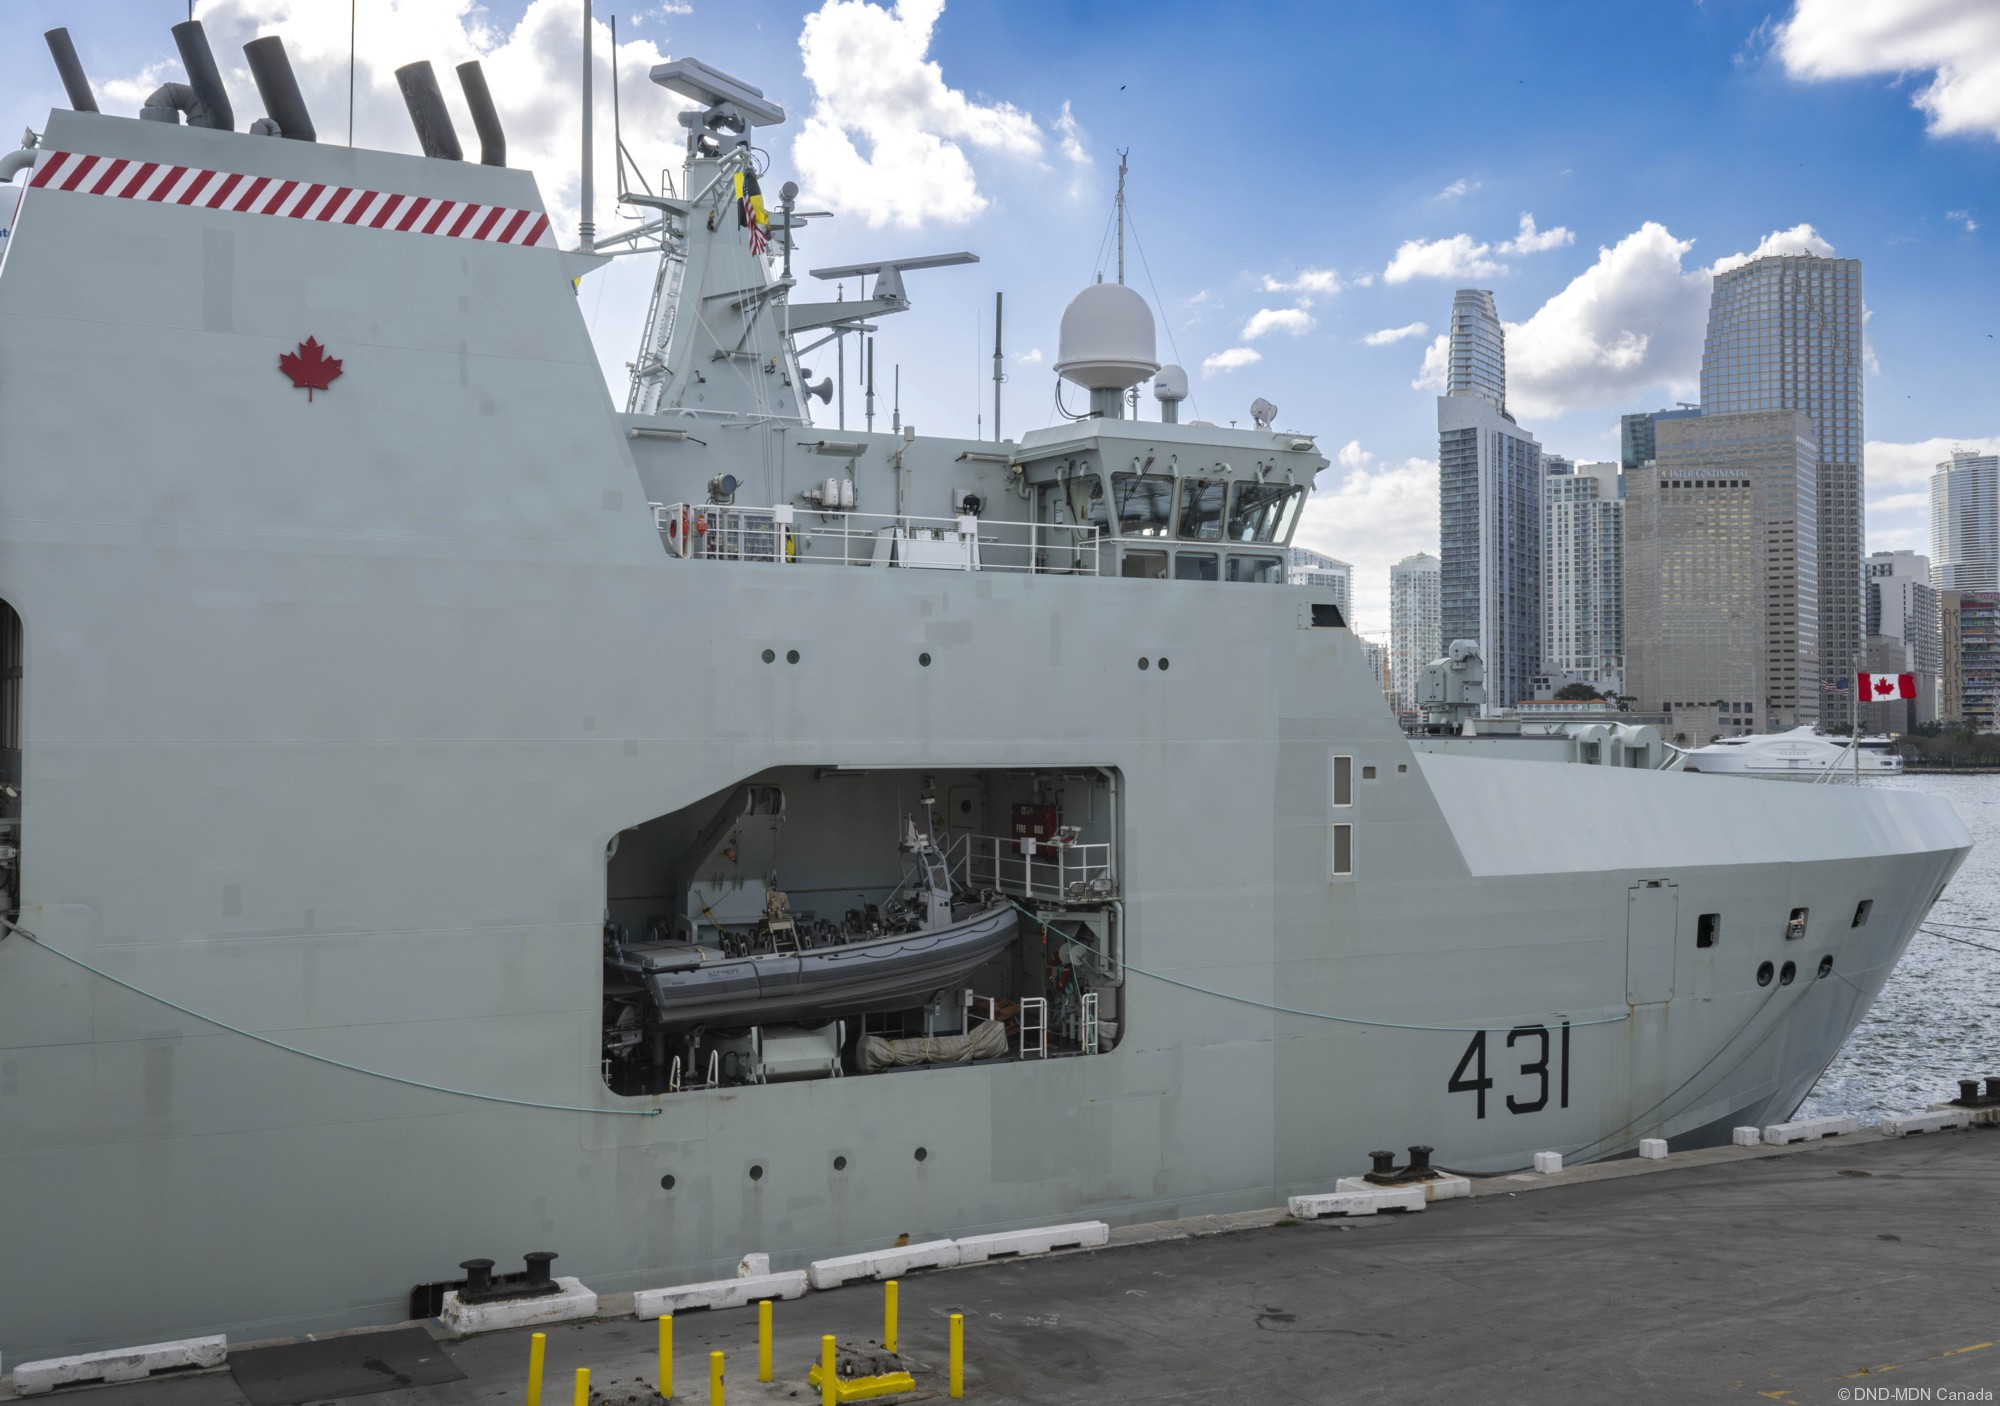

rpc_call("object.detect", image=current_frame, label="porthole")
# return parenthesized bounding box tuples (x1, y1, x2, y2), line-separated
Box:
(1158, 658, 1170, 671)
(1817, 955, 1834, 979)
(660, 1174, 676, 1191)
(786, 649, 800, 665)
(1779, 961, 1796, 986)
(1756, 961, 1774, 987)
(919, 653, 932, 667)
(1137, 658, 1150, 671)
(761, 648, 775, 664)
(749, 1164, 764, 1181)
(834, 1155, 848, 1171)
(914, 1147, 928, 1163)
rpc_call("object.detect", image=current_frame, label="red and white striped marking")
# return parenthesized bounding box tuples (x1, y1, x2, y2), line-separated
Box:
(25, 150, 553, 247)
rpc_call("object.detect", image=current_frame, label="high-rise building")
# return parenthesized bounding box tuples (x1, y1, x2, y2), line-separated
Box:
(1865, 550, 1940, 729)
(1956, 592, 2000, 732)
(1286, 548, 1352, 623)
(1357, 637, 1392, 703)
(1624, 411, 1819, 745)
(1389, 551, 1442, 713)
(1438, 289, 1541, 710)
(1618, 408, 1702, 470)
(1930, 450, 1999, 593)
(1543, 461, 1625, 695)
(1941, 589, 1964, 724)
(1700, 252, 1864, 702)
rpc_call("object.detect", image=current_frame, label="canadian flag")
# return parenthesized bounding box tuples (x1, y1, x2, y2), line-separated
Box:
(1858, 672, 1917, 699)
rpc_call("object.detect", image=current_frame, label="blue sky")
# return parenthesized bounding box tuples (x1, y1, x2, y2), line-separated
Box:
(7, 0, 1998, 631)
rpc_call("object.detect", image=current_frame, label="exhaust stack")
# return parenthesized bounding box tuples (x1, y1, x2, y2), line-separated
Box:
(170, 21, 235, 130)
(243, 36, 316, 142)
(394, 62, 464, 161)
(455, 61, 506, 167)
(43, 29, 100, 113)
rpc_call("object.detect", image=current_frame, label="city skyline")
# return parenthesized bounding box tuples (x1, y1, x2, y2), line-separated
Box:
(3, 3, 1996, 637)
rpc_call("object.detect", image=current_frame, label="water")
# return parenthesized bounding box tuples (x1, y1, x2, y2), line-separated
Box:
(1799, 772, 2000, 1121)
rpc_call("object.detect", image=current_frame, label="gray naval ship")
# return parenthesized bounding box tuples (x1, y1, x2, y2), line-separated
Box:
(0, 22, 1972, 1360)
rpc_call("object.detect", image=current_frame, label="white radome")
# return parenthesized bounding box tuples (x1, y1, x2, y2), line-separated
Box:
(1055, 282, 1159, 391)
(1153, 363, 1189, 403)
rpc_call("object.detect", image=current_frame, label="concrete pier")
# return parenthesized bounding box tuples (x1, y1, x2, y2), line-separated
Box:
(15, 1125, 1997, 1405)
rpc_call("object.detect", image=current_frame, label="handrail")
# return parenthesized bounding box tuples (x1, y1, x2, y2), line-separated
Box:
(652, 503, 1102, 575)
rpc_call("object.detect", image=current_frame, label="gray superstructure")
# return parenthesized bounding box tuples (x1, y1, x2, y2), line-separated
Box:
(0, 35, 1970, 1362)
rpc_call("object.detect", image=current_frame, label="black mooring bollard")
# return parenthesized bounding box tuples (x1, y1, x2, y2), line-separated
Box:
(523, 1251, 557, 1287)
(1407, 1145, 1435, 1177)
(1961, 1079, 1982, 1104)
(1986, 1077, 2000, 1102)
(1368, 1150, 1397, 1177)
(459, 1258, 494, 1297)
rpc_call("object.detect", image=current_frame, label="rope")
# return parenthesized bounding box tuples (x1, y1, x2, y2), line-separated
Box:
(1921, 926, 2000, 957)
(1, 918, 661, 1118)
(1005, 900, 1627, 1033)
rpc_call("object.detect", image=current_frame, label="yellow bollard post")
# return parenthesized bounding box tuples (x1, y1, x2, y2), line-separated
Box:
(884, 1278, 899, 1355)
(709, 1350, 725, 1406)
(572, 1367, 590, 1406)
(658, 1313, 673, 1399)
(949, 1313, 963, 1399)
(820, 1334, 837, 1406)
(526, 1332, 547, 1406)
(757, 1299, 773, 1382)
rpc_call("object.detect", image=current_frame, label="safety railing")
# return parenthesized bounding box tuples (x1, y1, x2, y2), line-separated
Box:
(961, 833, 1117, 904)
(653, 503, 1101, 575)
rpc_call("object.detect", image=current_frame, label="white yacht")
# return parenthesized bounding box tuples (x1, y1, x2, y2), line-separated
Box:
(1682, 726, 1903, 779)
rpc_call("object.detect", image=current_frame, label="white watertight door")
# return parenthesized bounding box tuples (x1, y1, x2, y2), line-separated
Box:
(1626, 881, 1678, 1005)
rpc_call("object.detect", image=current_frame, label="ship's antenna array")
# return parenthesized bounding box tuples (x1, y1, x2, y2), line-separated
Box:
(992, 291, 1004, 442)
(579, 0, 595, 251)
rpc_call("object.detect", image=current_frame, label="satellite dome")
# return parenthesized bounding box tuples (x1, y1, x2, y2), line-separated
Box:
(1152, 364, 1188, 403)
(1055, 282, 1159, 392)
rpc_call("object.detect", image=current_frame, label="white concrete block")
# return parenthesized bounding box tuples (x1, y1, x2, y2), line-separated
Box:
(807, 1239, 960, 1291)
(439, 1278, 597, 1336)
(634, 1270, 807, 1318)
(1881, 1108, 1971, 1137)
(1761, 1114, 1861, 1145)
(953, 1221, 1109, 1263)
(1731, 1126, 1762, 1147)
(1638, 1138, 1668, 1159)
(1336, 1174, 1471, 1203)
(736, 1252, 771, 1278)
(14, 1336, 227, 1396)
(1970, 1106, 2000, 1128)
(1288, 1188, 1426, 1219)
(1532, 1151, 1562, 1174)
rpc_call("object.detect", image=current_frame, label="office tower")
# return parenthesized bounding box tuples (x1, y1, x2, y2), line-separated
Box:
(1544, 454, 1575, 477)
(1357, 637, 1392, 703)
(1941, 590, 1964, 724)
(1865, 550, 1940, 728)
(1955, 592, 2000, 731)
(1620, 407, 1703, 470)
(1930, 450, 1999, 592)
(1286, 548, 1352, 622)
(1389, 552, 1441, 713)
(1624, 411, 1819, 745)
(1543, 461, 1625, 695)
(1438, 290, 1541, 710)
(1700, 252, 1863, 701)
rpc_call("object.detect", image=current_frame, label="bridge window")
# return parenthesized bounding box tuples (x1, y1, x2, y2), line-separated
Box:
(1119, 549, 1167, 579)
(1112, 473, 1175, 537)
(1226, 554, 1282, 583)
(1174, 552, 1219, 581)
(1065, 470, 1108, 532)
(1177, 479, 1227, 540)
(1227, 482, 1304, 543)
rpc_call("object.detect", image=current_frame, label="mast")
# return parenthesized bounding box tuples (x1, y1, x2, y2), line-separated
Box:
(1114, 149, 1127, 286)
(865, 337, 875, 433)
(992, 291, 1003, 443)
(578, 0, 595, 250)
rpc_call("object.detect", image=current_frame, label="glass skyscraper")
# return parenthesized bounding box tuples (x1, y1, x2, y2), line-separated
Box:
(1542, 461, 1624, 694)
(1930, 450, 1998, 593)
(1438, 289, 1541, 710)
(1699, 254, 1863, 699)
(1389, 551, 1441, 713)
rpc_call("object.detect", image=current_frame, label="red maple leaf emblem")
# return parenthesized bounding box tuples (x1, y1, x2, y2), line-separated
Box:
(279, 337, 343, 401)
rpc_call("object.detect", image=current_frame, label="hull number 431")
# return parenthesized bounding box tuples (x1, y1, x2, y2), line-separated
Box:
(1448, 1022, 1572, 1118)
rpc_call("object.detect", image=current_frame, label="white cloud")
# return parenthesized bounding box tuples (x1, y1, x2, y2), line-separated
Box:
(1053, 101, 1089, 166)
(1383, 232, 1505, 284)
(1240, 307, 1315, 340)
(1261, 268, 1343, 296)
(1949, 208, 1979, 232)
(1775, 0, 2000, 142)
(1412, 333, 1450, 393)
(792, 0, 1044, 228)
(1434, 178, 1480, 202)
(1709, 222, 1835, 274)
(1363, 321, 1430, 346)
(1202, 347, 1262, 374)
(1016, 347, 1044, 365)
(1496, 212, 1574, 255)
(1294, 449, 1440, 635)
(1351, 273, 1376, 288)
(1866, 435, 2000, 555)
(102, 0, 688, 248)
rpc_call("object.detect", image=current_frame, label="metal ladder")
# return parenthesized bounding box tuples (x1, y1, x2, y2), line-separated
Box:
(1019, 996, 1047, 1060)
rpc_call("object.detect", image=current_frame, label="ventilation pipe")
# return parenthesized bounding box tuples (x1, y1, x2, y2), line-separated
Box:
(394, 62, 464, 161)
(0, 150, 35, 184)
(455, 61, 506, 167)
(243, 36, 315, 142)
(43, 29, 99, 113)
